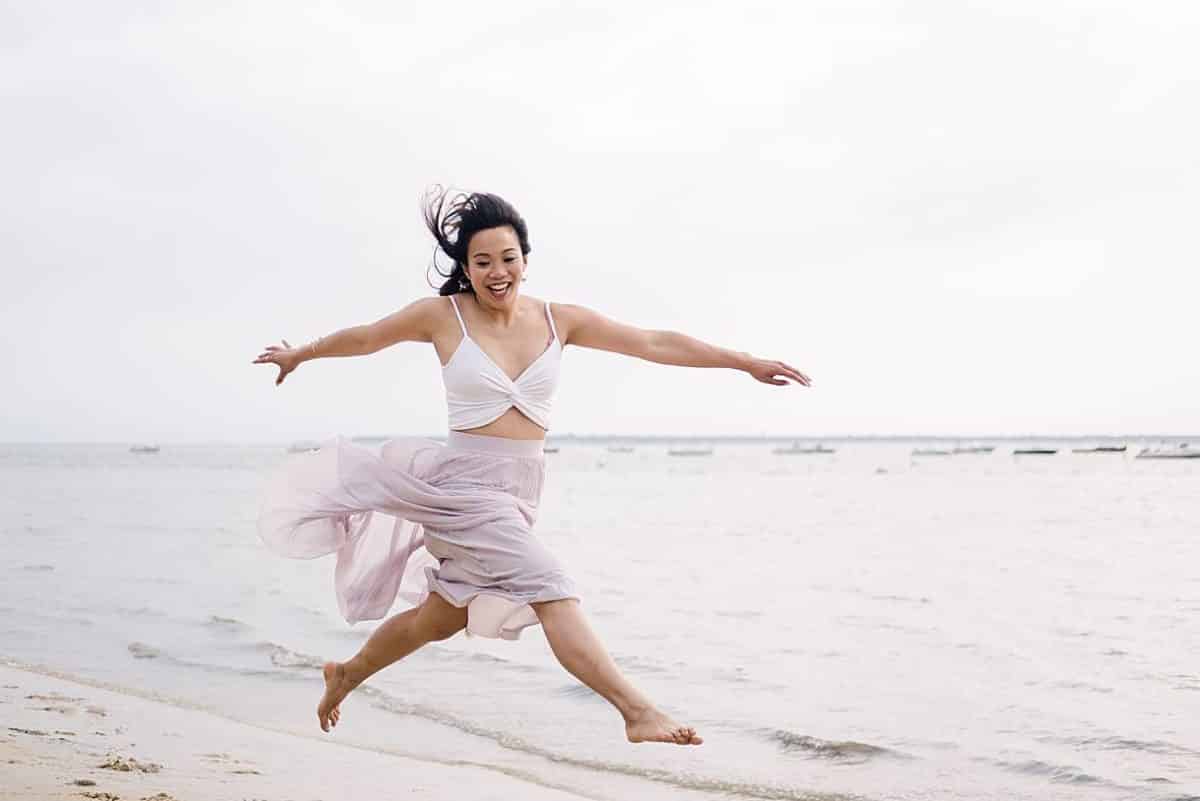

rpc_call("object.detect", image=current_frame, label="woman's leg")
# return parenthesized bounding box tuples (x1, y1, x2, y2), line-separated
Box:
(317, 592, 466, 731)
(532, 598, 702, 745)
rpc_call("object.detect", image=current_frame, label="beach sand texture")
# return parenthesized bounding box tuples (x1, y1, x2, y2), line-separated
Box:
(0, 664, 585, 801)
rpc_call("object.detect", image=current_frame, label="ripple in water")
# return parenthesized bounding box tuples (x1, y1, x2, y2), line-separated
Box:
(127, 642, 162, 659)
(763, 729, 899, 763)
(992, 759, 1105, 785)
(204, 615, 252, 633)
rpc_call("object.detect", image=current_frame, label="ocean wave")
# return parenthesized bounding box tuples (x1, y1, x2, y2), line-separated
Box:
(420, 644, 544, 674)
(762, 729, 898, 762)
(113, 605, 167, 619)
(251, 641, 324, 670)
(1037, 734, 1199, 758)
(365, 689, 859, 801)
(204, 615, 252, 633)
(611, 653, 667, 675)
(127, 642, 162, 659)
(554, 683, 606, 702)
(993, 759, 1104, 785)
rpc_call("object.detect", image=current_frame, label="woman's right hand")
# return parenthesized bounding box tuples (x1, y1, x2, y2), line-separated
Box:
(253, 339, 303, 386)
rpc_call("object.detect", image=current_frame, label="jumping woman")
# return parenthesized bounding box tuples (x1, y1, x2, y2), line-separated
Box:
(253, 188, 811, 746)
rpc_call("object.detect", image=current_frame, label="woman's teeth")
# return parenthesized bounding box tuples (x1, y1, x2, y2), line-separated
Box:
(488, 282, 511, 297)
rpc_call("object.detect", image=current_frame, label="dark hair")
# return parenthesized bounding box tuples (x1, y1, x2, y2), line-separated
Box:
(422, 186, 532, 296)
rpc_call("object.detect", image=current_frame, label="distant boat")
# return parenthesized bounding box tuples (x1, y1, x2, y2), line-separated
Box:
(1013, 448, 1058, 455)
(1136, 443, 1200, 459)
(129, 444, 160, 454)
(287, 441, 321, 454)
(951, 445, 995, 454)
(1071, 445, 1127, 453)
(912, 448, 952, 456)
(544, 447, 560, 454)
(773, 442, 835, 454)
(606, 446, 635, 453)
(668, 447, 713, 457)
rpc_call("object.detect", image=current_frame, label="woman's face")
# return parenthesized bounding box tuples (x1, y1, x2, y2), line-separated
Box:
(466, 225, 525, 307)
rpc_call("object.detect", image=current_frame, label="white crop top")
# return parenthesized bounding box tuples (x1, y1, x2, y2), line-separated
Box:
(441, 296, 563, 431)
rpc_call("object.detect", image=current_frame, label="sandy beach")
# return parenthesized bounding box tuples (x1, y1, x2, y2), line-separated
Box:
(0, 662, 589, 801)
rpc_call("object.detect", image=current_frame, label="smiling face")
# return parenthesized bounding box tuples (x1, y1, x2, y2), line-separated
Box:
(465, 225, 526, 307)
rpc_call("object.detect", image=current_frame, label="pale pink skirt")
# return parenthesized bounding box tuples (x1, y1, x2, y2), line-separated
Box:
(258, 432, 578, 640)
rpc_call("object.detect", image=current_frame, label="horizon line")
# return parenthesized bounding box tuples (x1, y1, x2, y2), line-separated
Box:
(3, 433, 1197, 446)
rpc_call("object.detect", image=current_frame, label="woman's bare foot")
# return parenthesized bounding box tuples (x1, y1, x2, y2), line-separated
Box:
(318, 661, 361, 732)
(625, 706, 703, 746)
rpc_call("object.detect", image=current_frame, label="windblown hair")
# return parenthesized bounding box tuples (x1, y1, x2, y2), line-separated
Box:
(422, 186, 532, 296)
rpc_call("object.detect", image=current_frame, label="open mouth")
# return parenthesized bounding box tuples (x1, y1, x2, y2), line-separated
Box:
(487, 281, 512, 299)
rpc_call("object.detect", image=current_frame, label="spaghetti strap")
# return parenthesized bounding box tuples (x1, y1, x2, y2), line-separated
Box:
(448, 295, 468, 336)
(544, 301, 559, 343)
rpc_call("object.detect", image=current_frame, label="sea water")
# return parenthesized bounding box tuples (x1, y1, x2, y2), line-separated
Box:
(1, 440, 1196, 800)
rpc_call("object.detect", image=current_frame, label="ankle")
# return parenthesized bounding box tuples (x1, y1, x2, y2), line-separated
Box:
(621, 702, 654, 724)
(341, 657, 370, 684)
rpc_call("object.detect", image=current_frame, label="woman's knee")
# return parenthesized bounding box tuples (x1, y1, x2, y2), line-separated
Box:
(417, 595, 467, 641)
(531, 597, 580, 625)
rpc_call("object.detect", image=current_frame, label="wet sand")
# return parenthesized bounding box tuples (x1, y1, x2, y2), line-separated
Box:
(0, 664, 589, 801)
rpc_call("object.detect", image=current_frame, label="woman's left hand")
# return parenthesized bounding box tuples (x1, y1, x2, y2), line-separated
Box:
(746, 358, 812, 387)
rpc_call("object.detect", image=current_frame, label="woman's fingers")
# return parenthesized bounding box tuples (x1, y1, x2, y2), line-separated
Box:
(777, 361, 811, 386)
(784, 363, 812, 385)
(755, 359, 811, 387)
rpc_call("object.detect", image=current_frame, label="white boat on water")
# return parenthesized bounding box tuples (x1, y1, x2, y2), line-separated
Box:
(286, 441, 321, 454)
(130, 444, 160, 454)
(668, 447, 713, 457)
(1136, 443, 1200, 459)
(773, 441, 835, 454)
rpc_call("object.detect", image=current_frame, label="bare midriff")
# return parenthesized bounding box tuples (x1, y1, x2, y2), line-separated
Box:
(456, 406, 547, 441)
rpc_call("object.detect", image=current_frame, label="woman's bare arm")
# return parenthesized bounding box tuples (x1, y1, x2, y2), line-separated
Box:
(253, 297, 444, 385)
(554, 303, 811, 387)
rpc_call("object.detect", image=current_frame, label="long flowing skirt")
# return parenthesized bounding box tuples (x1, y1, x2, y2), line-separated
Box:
(257, 431, 579, 640)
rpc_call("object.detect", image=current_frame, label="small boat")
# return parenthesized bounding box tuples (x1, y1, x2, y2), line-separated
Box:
(773, 441, 835, 454)
(912, 448, 952, 456)
(668, 447, 713, 457)
(286, 441, 321, 454)
(951, 445, 995, 454)
(1071, 445, 1127, 453)
(1013, 448, 1058, 455)
(606, 446, 635, 453)
(544, 447, 560, 454)
(129, 444, 160, 454)
(1136, 444, 1200, 459)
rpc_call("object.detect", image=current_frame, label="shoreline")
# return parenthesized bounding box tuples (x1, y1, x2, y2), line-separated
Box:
(0, 661, 591, 801)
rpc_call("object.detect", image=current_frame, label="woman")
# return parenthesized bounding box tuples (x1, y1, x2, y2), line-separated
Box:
(253, 188, 811, 747)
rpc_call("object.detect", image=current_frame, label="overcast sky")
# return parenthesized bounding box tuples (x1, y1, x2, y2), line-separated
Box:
(3, 1, 1197, 442)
